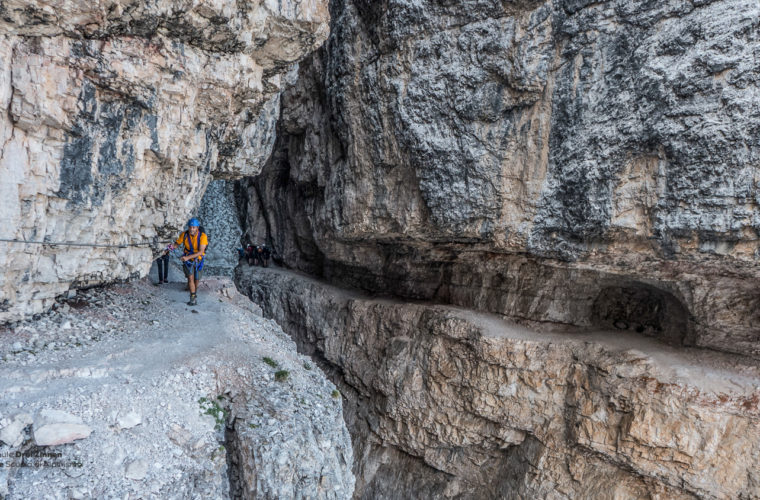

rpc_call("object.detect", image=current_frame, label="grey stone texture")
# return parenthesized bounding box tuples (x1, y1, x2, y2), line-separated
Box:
(244, 0, 760, 357)
(32, 409, 92, 446)
(196, 180, 244, 277)
(0, 277, 354, 499)
(0, 0, 329, 322)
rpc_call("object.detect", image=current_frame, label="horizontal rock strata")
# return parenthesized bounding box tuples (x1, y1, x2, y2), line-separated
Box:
(0, 0, 329, 321)
(238, 267, 760, 499)
(243, 0, 760, 357)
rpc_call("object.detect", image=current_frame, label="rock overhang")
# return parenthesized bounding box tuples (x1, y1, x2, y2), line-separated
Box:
(0, 0, 330, 322)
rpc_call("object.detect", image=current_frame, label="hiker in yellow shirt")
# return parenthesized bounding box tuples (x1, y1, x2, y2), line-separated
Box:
(174, 218, 207, 306)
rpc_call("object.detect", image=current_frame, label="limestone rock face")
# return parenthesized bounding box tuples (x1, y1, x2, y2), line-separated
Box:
(33, 409, 92, 446)
(238, 267, 760, 499)
(244, 0, 760, 357)
(0, 0, 329, 321)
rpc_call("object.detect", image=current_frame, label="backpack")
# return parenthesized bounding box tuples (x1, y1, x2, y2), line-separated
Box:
(200, 226, 209, 251)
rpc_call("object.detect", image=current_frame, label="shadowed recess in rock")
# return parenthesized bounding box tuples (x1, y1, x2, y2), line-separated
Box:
(590, 282, 691, 346)
(241, 0, 760, 360)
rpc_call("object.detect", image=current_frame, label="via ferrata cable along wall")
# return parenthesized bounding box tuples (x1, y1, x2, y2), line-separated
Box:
(0, 237, 170, 249)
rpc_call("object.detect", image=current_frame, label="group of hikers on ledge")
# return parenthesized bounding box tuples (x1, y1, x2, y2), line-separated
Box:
(154, 217, 272, 306)
(238, 242, 272, 267)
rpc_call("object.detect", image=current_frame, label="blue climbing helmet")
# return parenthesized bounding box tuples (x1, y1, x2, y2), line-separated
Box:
(188, 218, 200, 228)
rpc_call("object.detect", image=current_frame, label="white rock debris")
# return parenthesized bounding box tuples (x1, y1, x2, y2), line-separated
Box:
(0, 414, 32, 448)
(124, 459, 149, 481)
(33, 409, 92, 446)
(116, 412, 142, 431)
(0, 276, 354, 499)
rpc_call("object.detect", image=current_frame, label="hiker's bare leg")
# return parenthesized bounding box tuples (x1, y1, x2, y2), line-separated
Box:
(188, 276, 196, 294)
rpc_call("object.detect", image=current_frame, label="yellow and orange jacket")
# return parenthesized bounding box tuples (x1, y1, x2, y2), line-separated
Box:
(175, 231, 207, 262)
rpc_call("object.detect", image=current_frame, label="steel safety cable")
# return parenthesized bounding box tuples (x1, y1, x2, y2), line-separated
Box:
(0, 237, 173, 248)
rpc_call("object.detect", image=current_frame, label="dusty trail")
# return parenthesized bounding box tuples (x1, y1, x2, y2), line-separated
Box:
(0, 273, 353, 499)
(2, 279, 225, 402)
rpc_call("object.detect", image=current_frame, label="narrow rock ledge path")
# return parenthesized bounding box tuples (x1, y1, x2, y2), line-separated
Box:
(238, 266, 760, 499)
(243, 266, 760, 399)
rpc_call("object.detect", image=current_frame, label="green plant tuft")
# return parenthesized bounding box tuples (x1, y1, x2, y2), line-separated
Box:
(303, 362, 312, 370)
(263, 357, 278, 368)
(198, 396, 229, 431)
(274, 370, 290, 382)
(331, 390, 340, 399)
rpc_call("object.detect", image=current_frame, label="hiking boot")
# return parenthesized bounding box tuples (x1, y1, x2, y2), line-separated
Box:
(187, 293, 197, 306)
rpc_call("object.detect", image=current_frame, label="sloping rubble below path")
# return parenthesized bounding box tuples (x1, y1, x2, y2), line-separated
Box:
(0, 276, 354, 499)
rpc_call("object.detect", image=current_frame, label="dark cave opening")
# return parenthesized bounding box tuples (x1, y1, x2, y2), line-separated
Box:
(590, 282, 691, 346)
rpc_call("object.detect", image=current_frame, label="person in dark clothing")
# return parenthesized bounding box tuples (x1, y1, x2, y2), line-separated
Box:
(245, 243, 255, 266)
(156, 247, 171, 284)
(252, 245, 261, 267)
(258, 245, 272, 267)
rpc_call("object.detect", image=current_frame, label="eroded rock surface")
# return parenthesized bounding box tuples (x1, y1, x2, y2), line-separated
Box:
(238, 267, 760, 499)
(0, 0, 329, 321)
(243, 0, 760, 357)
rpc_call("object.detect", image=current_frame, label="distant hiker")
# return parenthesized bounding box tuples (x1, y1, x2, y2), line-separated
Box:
(155, 245, 171, 284)
(258, 245, 272, 268)
(175, 218, 207, 306)
(251, 245, 262, 266)
(245, 243, 255, 266)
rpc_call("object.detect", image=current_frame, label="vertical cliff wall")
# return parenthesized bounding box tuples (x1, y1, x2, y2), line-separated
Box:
(244, 0, 760, 357)
(0, 0, 329, 321)
(236, 2, 760, 496)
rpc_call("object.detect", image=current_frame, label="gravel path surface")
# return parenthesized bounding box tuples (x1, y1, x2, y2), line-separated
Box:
(0, 275, 354, 499)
